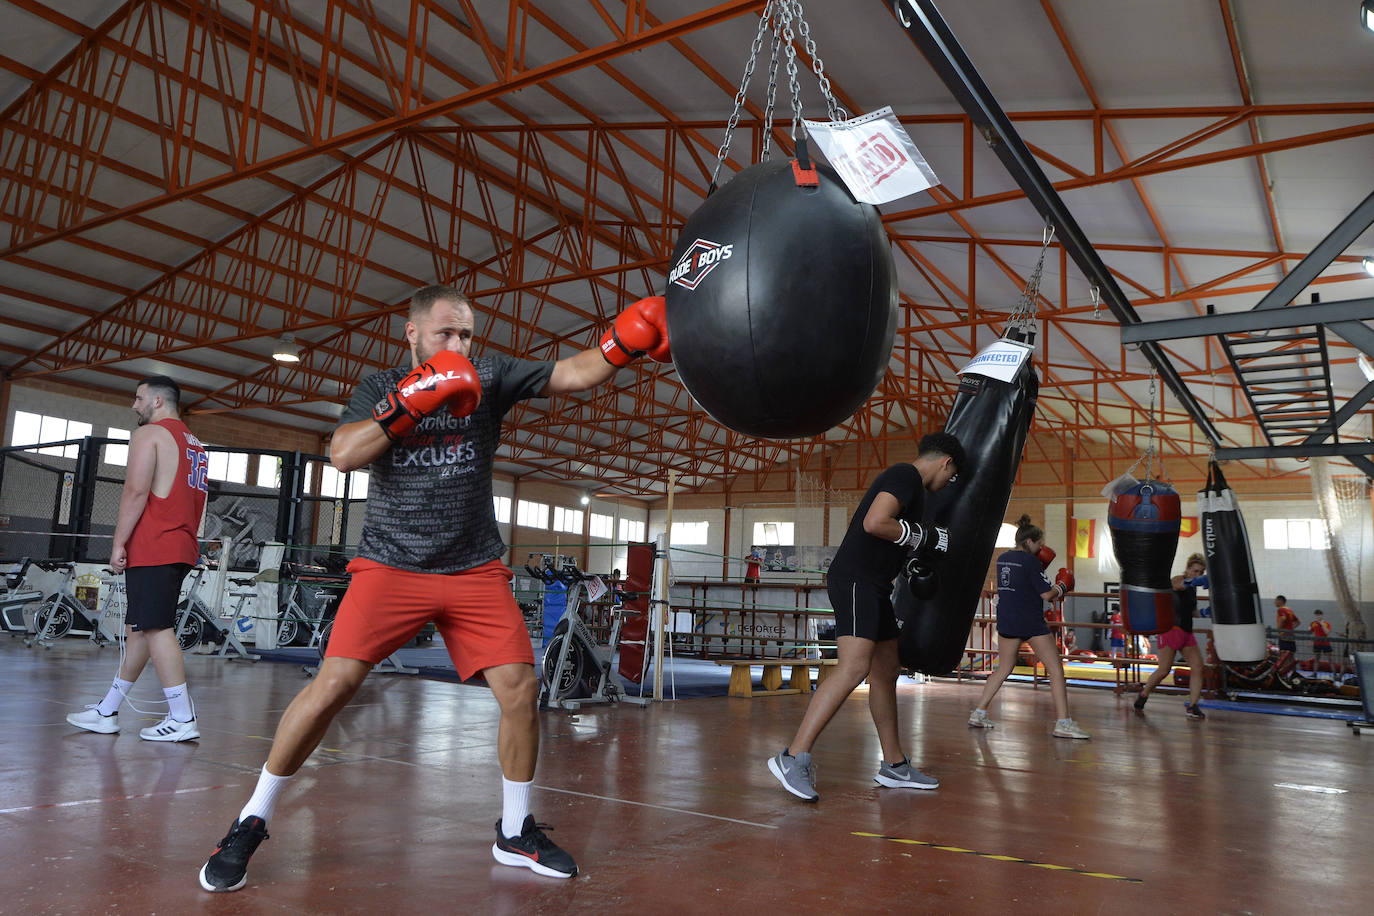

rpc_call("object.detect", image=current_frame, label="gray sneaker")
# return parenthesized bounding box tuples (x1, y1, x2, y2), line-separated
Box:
(1053, 718, 1091, 740)
(767, 750, 818, 802)
(875, 758, 939, 790)
(968, 708, 994, 728)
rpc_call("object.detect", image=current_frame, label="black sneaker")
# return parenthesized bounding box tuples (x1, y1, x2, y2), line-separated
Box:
(491, 815, 578, 878)
(1133, 694, 1148, 712)
(1185, 703, 1206, 720)
(198, 816, 269, 892)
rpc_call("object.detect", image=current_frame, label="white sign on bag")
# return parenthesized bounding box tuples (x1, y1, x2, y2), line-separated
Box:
(957, 338, 1032, 383)
(585, 575, 608, 603)
(803, 106, 940, 205)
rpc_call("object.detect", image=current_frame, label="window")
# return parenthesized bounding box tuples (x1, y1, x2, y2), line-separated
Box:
(589, 513, 614, 539)
(517, 500, 549, 529)
(256, 456, 281, 489)
(9, 411, 41, 448)
(320, 464, 343, 498)
(753, 521, 794, 546)
(619, 518, 645, 542)
(207, 451, 248, 484)
(104, 427, 131, 466)
(1263, 518, 1329, 550)
(493, 495, 511, 524)
(349, 470, 369, 500)
(671, 520, 709, 545)
(995, 523, 1016, 548)
(10, 411, 92, 459)
(553, 506, 584, 534)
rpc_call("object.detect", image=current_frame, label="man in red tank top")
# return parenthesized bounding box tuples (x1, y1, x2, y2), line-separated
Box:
(67, 376, 209, 742)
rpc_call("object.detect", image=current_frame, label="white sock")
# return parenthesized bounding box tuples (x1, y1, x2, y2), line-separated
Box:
(502, 778, 532, 838)
(163, 683, 194, 722)
(96, 678, 134, 716)
(240, 767, 292, 825)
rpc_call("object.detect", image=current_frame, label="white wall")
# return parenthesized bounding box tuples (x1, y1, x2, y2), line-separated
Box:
(5, 386, 133, 446)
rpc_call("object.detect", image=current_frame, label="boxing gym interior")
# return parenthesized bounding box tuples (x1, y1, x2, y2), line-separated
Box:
(3, 2, 1373, 912)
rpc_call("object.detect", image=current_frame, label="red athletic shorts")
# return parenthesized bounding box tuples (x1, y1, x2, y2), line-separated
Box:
(325, 557, 533, 679)
(1158, 626, 1198, 651)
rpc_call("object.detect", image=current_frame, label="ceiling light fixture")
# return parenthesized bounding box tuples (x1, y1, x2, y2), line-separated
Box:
(272, 333, 301, 363)
(1363, 0, 1374, 32)
(580, 493, 590, 506)
(1363, 255, 1374, 277)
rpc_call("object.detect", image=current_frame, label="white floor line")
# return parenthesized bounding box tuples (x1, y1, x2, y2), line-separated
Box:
(540, 786, 778, 830)
(0, 783, 235, 815)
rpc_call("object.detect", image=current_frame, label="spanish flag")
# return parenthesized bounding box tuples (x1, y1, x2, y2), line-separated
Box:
(1072, 518, 1095, 559)
(1180, 516, 1199, 538)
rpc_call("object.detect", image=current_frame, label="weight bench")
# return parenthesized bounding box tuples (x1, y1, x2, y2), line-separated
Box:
(715, 658, 838, 698)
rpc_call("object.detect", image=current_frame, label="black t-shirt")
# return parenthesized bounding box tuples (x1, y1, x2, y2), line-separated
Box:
(828, 464, 926, 585)
(1173, 584, 1197, 633)
(339, 354, 554, 573)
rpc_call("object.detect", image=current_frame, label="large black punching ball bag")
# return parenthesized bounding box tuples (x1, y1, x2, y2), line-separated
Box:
(1199, 460, 1266, 662)
(895, 333, 1039, 673)
(664, 158, 896, 439)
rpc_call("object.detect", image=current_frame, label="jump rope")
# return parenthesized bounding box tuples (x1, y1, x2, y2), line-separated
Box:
(92, 569, 196, 720)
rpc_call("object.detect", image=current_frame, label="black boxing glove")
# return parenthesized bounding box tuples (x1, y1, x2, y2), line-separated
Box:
(905, 560, 940, 599)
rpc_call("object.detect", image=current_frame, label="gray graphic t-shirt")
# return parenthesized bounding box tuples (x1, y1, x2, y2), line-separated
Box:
(339, 354, 554, 573)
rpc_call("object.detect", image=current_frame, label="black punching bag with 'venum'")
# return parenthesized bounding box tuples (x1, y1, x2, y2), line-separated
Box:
(895, 335, 1039, 674)
(664, 159, 896, 439)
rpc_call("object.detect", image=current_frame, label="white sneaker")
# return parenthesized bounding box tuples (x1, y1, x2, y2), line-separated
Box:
(1053, 718, 1091, 740)
(67, 706, 119, 734)
(140, 715, 199, 742)
(968, 708, 994, 728)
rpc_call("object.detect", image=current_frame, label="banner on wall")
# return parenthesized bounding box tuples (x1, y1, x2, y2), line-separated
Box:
(750, 545, 838, 574)
(1072, 518, 1096, 559)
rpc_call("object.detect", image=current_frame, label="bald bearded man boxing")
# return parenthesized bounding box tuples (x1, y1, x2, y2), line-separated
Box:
(198, 284, 668, 892)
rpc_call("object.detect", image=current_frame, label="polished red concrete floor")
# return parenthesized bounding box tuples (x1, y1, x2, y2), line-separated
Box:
(3, 638, 1370, 914)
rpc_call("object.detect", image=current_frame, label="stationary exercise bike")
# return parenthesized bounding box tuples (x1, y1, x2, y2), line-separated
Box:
(525, 554, 647, 710)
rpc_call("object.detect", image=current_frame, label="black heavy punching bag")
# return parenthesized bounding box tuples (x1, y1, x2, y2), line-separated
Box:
(1199, 460, 1266, 662)
(895, 333, 1039, 673)
(664, 158, 896, 439)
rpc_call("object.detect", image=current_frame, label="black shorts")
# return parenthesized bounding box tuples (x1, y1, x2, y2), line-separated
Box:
(827, 575, 899, 642)
(125, 563, 191, 631)
(1278, 639, 1297, 654)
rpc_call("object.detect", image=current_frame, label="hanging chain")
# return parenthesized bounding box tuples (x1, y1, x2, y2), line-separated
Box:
(793, 2, 845, 122)
(1145, 371, 1158, 480)
(1090, 285, 1101, 320)
(711, 0, 847, 184)
(1009, 224, 1055, 331)
(711, 2, 776, 187)
(760, 21, 784, 160)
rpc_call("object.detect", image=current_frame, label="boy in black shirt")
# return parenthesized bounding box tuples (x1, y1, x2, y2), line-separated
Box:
(767, 432, 964, 802)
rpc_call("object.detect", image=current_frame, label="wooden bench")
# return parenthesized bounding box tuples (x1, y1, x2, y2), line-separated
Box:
(715, 658, 839, 698)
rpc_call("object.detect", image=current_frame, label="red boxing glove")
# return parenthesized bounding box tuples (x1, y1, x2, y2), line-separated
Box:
(1036, 545, 1056, 570)
(372, 350, 481, 441)
(600, 296, 670, 367)
(1054, 567, 1075, 594)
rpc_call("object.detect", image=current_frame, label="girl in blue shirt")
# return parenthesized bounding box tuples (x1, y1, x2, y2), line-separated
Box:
(968, 515, 1089, 739)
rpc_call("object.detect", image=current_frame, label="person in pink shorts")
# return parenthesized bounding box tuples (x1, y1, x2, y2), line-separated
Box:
(1134, 553, 1208, 719)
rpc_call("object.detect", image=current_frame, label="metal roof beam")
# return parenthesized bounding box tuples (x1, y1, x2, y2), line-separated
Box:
(882, 0, 1223, 446)
(1121, 298, 1374, 343)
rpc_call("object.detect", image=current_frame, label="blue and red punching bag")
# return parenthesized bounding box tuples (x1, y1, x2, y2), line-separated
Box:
(1108, 480, 1180, 635)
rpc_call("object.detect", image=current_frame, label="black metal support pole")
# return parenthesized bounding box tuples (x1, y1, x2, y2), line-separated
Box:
(880, 0, 1223, 446)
